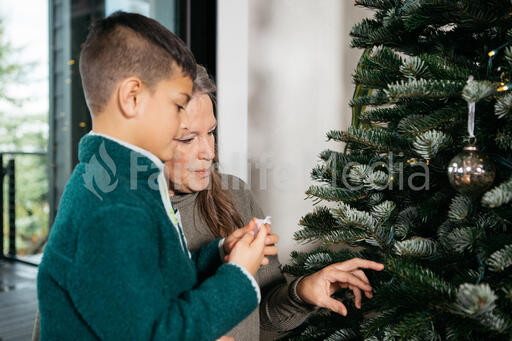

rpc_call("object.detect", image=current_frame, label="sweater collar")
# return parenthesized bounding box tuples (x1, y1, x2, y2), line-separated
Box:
(88, 131, 164, 171)
(170, 191, 199, 209)
(78, 132, 163, 181)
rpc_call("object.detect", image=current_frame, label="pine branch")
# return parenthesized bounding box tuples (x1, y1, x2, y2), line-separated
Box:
(324, 328, 358, 341)
(386, 258, 455, 297)
(412, 129, 453, 159)
(394, 206, 419, 239)
(486, 244, 512, 272)
(360, 308, 399, 338)
(333, 202, 392, 249)
(306, 185, 367, 203)
(371, 200, 396, 222)
(328, 126, 409, 154)
(364, 46, 403, 72)
(400, 56, 431, 80)
(299, 206, 337, 230)
(442, 225, 483, 253)
(351, 17, 404, 49)
(386, 79, 466, 101)
(354, 0, 396, 11)
(462, 79, 496, 103)
(482, 177, 512, 208)
(453, 283, 497, 317)
(347, 164, 393, 191)
(394, 237, 439, 258)
(361, 106, 409, 123)
(495, 92, 512, 119)
(349, 89, 389, 107)
(321, 228, 374, 246)
(385, 311, 438, 340)
(294, 207, 341, 243)
(284, 247, 362, 275)
(496, 126, 512, 151)
(397, 102, 465, 137)
(419, 53, 473, 81)
(448, 194, 475, 220)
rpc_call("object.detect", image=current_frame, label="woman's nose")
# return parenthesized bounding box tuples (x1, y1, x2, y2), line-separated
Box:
(197, 137, 214, 161)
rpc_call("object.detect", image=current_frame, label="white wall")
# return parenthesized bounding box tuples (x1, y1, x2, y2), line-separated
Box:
(217, 0, 370, 265)
(216, 0, 249, 181)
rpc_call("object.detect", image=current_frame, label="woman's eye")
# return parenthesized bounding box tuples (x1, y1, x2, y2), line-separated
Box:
(208, 129, 216, 135)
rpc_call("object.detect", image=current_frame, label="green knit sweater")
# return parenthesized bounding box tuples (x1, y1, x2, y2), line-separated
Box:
(37, 134, 259, 340)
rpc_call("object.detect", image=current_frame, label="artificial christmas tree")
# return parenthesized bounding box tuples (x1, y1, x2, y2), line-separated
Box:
(282, 1, 512, 340)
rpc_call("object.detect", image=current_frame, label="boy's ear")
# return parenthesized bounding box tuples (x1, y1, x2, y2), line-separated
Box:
(117, 77, 145, 118)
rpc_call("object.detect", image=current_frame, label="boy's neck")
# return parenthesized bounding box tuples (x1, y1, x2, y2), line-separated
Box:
(91, 113, 140, 147)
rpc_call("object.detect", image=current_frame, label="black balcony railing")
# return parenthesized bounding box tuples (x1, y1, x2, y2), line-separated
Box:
(0, 151, 47, 267)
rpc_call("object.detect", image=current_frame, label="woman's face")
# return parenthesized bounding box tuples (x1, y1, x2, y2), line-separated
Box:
(166, 93, 216, 193)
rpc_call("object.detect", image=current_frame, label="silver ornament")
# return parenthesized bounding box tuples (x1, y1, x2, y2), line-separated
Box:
(447, 145, 496, 195)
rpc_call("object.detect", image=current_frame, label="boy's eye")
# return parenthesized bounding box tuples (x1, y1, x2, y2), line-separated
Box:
(178, 137, 194, 144)
(176, 105, 185, 112)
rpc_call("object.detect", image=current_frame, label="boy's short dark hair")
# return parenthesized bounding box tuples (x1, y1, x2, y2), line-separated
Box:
(79, 11, 196, 114)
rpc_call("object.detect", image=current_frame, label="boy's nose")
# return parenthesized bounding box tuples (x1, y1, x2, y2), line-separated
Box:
(179, 108, 190, 129)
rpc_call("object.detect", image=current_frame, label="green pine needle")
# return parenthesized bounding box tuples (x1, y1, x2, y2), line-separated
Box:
(486, 244, 512, 272)
(482, 177, 512, 208)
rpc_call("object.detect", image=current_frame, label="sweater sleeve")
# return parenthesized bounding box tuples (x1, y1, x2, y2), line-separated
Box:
(67, 205, 259, 340)
(190, 237, 224, 281)
(258, 255, 318, 332)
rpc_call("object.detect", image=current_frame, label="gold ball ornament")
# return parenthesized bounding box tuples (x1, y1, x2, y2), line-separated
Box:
(447, 145, 496, 195)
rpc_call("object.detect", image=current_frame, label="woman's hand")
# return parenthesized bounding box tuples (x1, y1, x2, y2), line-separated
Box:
(223, 218, 279, 265)
(296, 258, 384, 316)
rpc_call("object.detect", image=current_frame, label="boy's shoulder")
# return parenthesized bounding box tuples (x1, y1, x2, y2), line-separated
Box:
(46, 161, 160, 255)
(59, 161, 148, 215)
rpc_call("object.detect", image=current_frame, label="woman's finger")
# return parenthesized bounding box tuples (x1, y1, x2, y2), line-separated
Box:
(351, 269, 373, 298)
(351, 269, 370, 285)
(265, 233, 279, 245)
(327, 269, 372, 292)
(263, 245, 278, 256)
(332, 258, 384, 272)
(319, 296, 348, 316)
(350, 284, 362, 309)
(260, 257, 269, 266)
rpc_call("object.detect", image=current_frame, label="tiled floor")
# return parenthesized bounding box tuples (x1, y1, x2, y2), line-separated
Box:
(0, 260, 38, 341)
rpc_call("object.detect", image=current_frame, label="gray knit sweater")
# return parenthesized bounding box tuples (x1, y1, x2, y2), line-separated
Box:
(171, 174, 316, 341)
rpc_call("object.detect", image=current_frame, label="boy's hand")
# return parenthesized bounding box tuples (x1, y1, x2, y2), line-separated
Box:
(228, 224, 268, 276)
(216, 336, 234, 341)
(296, 258, 384, 316)
(223, 218, 279, 265)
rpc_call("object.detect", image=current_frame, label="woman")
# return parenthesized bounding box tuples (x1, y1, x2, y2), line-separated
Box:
(166, 65, 384, 340)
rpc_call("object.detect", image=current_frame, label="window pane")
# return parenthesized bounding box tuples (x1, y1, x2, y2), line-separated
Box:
(0, 1, 49, 260)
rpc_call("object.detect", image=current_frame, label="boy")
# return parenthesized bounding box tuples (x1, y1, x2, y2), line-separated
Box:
(37, 11, 267, 340)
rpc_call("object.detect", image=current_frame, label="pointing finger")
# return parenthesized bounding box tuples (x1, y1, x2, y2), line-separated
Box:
(327, 269, 372, 292)
(320, 296, 347, 316)
(333, 258, 384, 272)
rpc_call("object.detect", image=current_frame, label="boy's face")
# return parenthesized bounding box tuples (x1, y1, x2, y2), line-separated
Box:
(137, 73, 193, 162)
